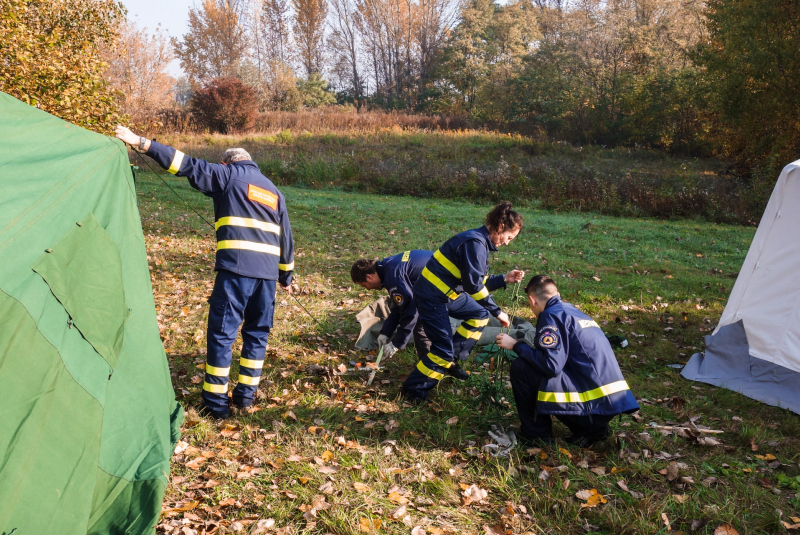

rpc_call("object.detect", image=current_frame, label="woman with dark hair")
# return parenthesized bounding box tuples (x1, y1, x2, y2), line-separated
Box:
(401, 202, 525, 402)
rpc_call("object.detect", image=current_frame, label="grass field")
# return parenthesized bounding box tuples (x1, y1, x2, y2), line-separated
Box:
(134, 167, 800, 535)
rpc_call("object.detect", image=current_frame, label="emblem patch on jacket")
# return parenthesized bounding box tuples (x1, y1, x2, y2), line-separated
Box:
(390, 288, 405, 306)
(248, 184, 278, 210)
(538, 330, 559, 348)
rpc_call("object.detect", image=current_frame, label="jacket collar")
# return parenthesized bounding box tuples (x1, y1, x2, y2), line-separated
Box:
(375, 261, 386, 287)
(231, 160, 259, 170)
(543, 295, 562, 311)
(478, 225, 497, 252)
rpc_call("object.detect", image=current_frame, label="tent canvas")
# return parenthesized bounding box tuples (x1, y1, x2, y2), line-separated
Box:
(0, 92, 182, 534)
(682, 159, 800, 414)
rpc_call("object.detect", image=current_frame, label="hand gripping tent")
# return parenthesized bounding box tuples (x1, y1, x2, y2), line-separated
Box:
(682, 159, 800, 414)
(0, 92, 182, 533)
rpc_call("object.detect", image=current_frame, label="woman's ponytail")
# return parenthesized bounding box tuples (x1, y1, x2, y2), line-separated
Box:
(485, 201, 523, 233)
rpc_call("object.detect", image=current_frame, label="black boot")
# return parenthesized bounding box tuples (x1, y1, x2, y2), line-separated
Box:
(444, 363, 469, 381)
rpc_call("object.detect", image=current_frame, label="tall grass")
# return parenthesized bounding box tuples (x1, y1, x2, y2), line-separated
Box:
(154, 130, 763, 225)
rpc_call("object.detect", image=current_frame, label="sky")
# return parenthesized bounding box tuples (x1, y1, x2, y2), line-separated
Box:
(119, 0, 196, 78)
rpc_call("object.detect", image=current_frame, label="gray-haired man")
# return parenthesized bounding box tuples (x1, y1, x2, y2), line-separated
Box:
(115, 126, 294, 419)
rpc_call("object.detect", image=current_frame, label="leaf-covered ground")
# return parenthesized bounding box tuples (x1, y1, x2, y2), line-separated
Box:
(134, 169, 800, 535)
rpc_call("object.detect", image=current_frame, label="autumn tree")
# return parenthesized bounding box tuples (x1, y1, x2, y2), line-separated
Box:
(172, 0, 248, 84)
(0, 0, 125, 132)
(189, 76, 258, 133)
(293, 0, 328, 77)
(257, 0, 293, 65)
(328, 0, 365, 101)
(101, 21, 175, 124)
(697, 0, 800, 171)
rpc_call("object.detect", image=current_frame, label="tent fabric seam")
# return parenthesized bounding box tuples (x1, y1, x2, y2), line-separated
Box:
(0, 287, 109, 404)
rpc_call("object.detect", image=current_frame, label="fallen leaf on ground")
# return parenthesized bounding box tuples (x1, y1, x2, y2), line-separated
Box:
(616, 480, 644, 499)
(662, 513, 670, 531)
(575, 489, 607, 508)
(317, 465, 340, 474)
(462, 484, 489, 506)
(446, 416, 458, 425)
(284, 410, 297, 421)
(252, 519, 275, 534)
(359, 517, 381, 532)
(483, 525, 505, 535)
(411, 528, 426, 535)
(714, 524, 740, 535)
(388, 491, 410, 504)
(353, 482, 371, 493)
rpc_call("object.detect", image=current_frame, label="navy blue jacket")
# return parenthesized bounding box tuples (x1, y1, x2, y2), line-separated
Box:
(146, 141, 294, 284)
(377, 250, 431, 349)
(414, 226, 506, 316)
(513, 296, 639, 416)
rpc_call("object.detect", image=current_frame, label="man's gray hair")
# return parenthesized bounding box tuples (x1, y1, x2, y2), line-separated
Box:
(221, 148, 252, 163)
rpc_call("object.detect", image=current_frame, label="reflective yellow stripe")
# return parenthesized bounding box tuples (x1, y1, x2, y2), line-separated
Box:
(421, 268, 458, 300)
(217, 240, 280, 256)
(203, 381, 228, 393)
(456, 325, 483, 340)
(278, 261, 294, 271)
(465, 318, 490, 328)
(433, 249, 461, 278)
(401, 251, 410, 262)
(240, 358, 264, 369)
(215, 216, 280, 235)
(470, 286, 490, 300)
(537, 380, 630, 403)
(206, 364, 230, 376)
(168, 150, 185, 175)
(416, 360, 444, 380)
(238, 374, 261, 386)
(426, 352, 453, 369)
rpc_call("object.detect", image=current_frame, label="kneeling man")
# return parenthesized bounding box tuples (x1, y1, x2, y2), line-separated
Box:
(497, 275, 639, 447)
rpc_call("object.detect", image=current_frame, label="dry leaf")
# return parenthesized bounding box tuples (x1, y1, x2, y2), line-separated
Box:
(483, 525, 505, 535)
(591, 467, 606, 476)
(388, 491, 410, 505)
(219, 498, 236, 507)
(298, 477, 310, 485)
(353, 482, 371, 493)
(185, 456, 208, 470)
(284, 410, 297, 421)
(252, 519, 275, 534)
(662, 513, 671, 531)
(576, 489, 607, 508)
(411, 528, 426, 535)
(714, 524, 740, 535)
(359, 517, 381, 532)
(317, 465, 340, 474)
(616, 480, 644, 499)
(286, 455, 305, 462)
(461, 484, 489, 506)
(391, 505, 407, 520)
(446, 416, 459, 425)
(666, 463, 680, 481)
(321, 450, 334, 462)
(673, 494, 689, 503)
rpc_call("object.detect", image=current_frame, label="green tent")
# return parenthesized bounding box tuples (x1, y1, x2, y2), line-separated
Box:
(0, 92, 182, 534)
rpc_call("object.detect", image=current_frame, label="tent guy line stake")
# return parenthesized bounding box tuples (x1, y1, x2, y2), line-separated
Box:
(132, 150, 319, 325)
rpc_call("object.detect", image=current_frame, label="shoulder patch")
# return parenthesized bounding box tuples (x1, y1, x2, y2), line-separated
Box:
(578, 319, 600, 329)
(538, 330, 559, 349)
(248, 184, 278, 210)
(388, 287, 406, 307)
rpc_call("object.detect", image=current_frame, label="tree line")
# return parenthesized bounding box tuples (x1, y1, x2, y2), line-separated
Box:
(1, 0, 798, 175)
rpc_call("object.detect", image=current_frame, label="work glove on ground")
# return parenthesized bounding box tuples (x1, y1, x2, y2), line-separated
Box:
(377, 334, 389, 349)
(383, 342, 398, 359)
(484, 424, 517, 457)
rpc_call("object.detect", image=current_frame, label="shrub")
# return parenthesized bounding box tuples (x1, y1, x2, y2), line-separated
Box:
(189, 77, 258, 134)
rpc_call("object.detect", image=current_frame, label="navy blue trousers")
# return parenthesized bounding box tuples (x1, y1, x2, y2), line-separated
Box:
(202, 269, 275, 416)
(402, 293, 489, 399)
(509, 357, 613, 440)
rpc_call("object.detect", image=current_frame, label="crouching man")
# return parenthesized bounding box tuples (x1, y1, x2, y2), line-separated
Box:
(496, 275, 639, 447)
(351, 250, 432, 364)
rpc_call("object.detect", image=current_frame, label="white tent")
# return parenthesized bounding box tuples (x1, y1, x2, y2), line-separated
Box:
(682, 159, 800, 414)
